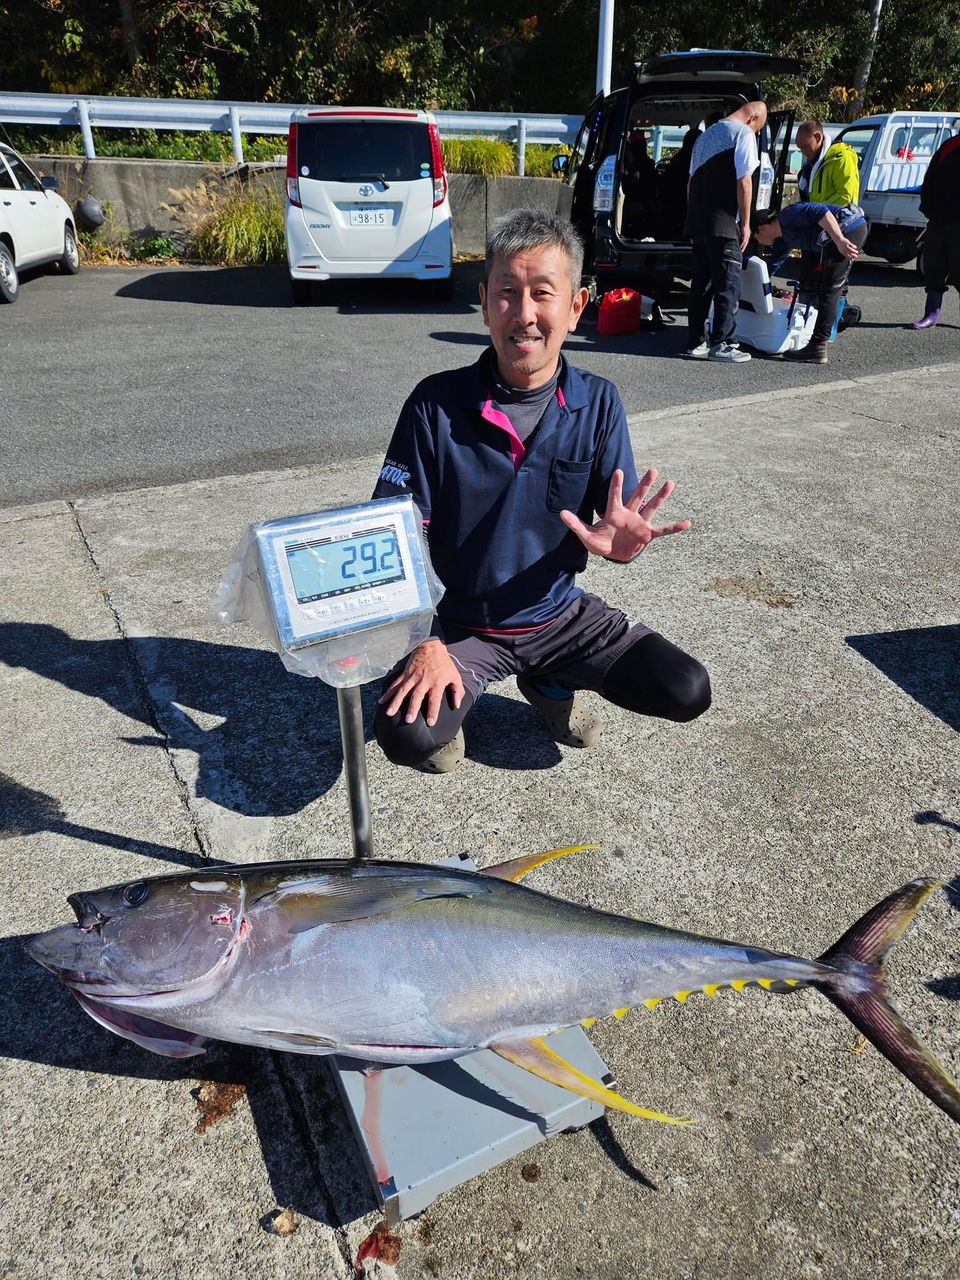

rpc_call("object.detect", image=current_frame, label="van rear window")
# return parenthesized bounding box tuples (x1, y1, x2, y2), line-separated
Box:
(296, 122, 432, 182)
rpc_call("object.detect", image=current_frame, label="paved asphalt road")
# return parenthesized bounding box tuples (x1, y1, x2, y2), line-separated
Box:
(2, 256, 955, 509)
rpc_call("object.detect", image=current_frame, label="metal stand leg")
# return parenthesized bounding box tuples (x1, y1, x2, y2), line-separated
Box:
(336, 685, 373, 861)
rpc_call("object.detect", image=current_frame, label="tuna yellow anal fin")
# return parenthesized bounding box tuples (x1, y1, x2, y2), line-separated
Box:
(480, 845, 599, 883)
(489, 1036, 694, 1126)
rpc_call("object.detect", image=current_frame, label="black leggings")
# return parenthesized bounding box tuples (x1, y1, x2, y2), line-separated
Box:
(375, 631, 711, 768)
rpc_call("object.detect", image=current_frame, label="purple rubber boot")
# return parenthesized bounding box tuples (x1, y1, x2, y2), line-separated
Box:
(912, 290, 944, 330)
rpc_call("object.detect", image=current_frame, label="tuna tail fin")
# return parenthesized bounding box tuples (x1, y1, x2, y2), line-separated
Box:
(816, 877, 960, 1124)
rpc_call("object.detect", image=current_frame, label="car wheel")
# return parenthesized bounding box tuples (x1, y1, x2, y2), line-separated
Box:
(290, 277, 312, 305)
(59, 224, 81, 275)
(0, 242, 18, 303)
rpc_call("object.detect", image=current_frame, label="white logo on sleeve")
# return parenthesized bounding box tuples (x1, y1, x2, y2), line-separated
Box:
(379, 459, 411, 488)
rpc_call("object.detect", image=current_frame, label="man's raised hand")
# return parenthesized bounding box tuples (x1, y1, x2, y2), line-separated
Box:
(560, 468, 692, 562)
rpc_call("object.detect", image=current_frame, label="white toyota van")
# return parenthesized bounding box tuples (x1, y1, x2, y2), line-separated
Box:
(285, 106, 454, 303)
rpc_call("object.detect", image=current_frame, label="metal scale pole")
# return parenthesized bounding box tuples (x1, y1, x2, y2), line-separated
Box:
(336, 685, 373, 860)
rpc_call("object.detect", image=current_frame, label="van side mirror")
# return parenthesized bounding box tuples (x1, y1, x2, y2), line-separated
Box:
(41, 175, 59, 191)
(552, 154, 569, 176)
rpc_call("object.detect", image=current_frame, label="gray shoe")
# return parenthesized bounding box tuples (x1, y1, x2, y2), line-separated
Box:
(708, 341, 751, 363)
(516, 676, 602, 748)
(418, 728, 465, 774)
(683, 340, 710, 359)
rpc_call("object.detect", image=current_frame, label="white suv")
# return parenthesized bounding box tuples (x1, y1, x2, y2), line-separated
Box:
(285, 107, 454, 303)
(0, 143, 79, 303)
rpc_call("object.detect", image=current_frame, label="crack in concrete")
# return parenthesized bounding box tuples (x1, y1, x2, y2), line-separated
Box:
(68, 500, 211, 861)
(270, 1055, 361, 1267)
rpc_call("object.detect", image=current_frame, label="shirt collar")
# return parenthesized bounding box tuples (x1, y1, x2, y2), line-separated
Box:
(464, 347, 590, 411)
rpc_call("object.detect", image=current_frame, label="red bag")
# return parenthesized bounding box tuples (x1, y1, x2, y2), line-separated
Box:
(597, 287, 643, 335)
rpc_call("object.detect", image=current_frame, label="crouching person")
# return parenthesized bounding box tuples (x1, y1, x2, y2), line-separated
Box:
(371, 208, 711, 774)
(752, 201, 868, 364)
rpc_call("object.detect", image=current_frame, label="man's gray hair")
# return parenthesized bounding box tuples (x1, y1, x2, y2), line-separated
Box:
(485, 208, 585, 293)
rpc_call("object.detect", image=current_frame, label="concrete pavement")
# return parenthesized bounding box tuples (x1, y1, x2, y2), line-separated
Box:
(1, 361, 959, 1279)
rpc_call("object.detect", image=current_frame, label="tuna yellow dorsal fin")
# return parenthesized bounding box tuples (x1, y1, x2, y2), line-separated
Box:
(489, 1036, 694, 1125)
(480, 845, 599, 883)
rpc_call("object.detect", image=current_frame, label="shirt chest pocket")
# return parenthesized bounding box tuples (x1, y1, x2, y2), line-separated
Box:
(546, 458, 594, 513)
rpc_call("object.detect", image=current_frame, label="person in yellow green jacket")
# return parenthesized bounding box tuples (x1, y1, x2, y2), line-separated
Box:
(797, 119, 861, 206)
(796, 119, 863, 332)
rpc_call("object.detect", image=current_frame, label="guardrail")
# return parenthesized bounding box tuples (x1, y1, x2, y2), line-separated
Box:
(0, 91, 809, 176)
(0, 91, 584, 174)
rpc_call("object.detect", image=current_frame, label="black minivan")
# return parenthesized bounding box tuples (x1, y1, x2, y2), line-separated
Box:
(556, 50, 803, 295)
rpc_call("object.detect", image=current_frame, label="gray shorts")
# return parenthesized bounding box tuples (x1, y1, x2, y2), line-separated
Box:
(436, 592, 650, 703)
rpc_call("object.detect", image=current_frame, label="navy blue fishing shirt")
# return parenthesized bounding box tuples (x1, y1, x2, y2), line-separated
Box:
(769, 201, 867, 272)
(373, 348, 639, 632)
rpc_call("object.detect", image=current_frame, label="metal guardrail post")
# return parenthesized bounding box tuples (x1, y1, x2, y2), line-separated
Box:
(228, 106, 244, 166)
(517, 117, 527, 176)
(77, 99, 96, 159)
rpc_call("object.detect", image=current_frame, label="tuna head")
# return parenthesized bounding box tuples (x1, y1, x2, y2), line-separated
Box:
(25, 870, 248, 1057)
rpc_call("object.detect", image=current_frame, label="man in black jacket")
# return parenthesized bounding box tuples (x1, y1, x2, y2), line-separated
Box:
(912, 131, 960, 330)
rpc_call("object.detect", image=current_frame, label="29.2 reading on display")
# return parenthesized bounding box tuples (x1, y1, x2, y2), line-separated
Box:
(285, 529, 406, 605)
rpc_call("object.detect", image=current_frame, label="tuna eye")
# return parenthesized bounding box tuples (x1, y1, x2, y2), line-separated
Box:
(122, 882, 151, 907)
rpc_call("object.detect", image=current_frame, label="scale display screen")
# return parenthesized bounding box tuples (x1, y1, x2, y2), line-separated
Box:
(252, 496, 437, 654)
(286, 528, 405, 604)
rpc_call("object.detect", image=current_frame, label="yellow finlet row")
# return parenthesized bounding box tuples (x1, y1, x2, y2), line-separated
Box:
(581, 976, 802, 1028)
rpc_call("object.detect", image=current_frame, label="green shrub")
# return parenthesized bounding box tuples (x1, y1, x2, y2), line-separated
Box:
(441, 137, 514, 176)
(440, 138, 567, 177)
(129, 234, 177, 260)
(181, 179, 285, 265)
(7, 126, 287, 164)
(10, 126, 567, 178)
(521, 144, 569, 177)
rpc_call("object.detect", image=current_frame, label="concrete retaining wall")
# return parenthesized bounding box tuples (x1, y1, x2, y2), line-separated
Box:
(25, 156, 568, 254)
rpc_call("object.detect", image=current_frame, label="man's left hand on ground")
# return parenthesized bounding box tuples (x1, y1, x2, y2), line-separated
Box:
(560, 468, 692, 562)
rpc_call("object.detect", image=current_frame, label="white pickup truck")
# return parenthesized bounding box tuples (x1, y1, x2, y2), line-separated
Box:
(831, 111, 960, 265)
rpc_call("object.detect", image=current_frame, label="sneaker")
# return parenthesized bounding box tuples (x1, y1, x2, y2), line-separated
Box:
(708, 341, 751, 363)
(516, 675, 602, 748)
(418, 729, 465, 774)
(683, 340, 710, 359)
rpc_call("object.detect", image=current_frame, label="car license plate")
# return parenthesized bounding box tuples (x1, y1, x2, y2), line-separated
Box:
(350, 208, 390, 227)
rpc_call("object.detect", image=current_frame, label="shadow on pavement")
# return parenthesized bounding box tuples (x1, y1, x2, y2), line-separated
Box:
(0, 624, 567, 821)
(114, 264, 476, 317)
(846, 624, 960, 733)
(0, 774, 216, 868)
(0, 623, 350, 817)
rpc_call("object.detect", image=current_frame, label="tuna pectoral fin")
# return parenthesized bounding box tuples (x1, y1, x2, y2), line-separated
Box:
(489, 1036, 693, 1125)
(480, 845, 598, 883)
(253, 873, 491, 933)
(818, 878, 960, 1124)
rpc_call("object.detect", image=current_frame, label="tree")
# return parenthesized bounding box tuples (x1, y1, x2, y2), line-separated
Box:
(847, 0, 884, 119)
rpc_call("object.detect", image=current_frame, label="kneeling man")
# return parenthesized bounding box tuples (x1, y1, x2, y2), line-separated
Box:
(372, 209, 711, 772)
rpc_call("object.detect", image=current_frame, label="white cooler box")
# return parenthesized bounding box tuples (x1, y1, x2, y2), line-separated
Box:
(709, 256, 818, 355)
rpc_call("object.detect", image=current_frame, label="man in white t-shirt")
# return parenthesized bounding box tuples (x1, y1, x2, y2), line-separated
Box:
(683, 101, 766, 363)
